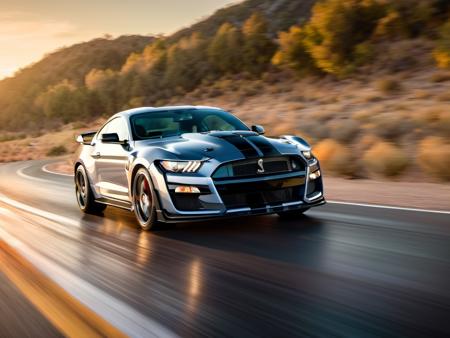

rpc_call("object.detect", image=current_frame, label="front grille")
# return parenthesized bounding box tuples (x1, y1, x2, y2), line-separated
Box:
(215, 176, 305, 209)
(233, 160, 288, 176)
(213, 156, 304, 180)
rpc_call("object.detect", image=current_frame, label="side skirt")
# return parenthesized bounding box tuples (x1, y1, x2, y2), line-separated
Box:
(95, 197, 132, 211)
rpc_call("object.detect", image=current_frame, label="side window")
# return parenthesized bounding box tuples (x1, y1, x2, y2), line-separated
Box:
(98, 118, 129, 141)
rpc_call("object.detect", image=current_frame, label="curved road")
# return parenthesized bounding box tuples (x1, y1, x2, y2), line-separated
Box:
(1, 160, 450, 337)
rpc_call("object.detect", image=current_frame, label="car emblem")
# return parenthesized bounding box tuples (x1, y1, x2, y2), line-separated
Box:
(257, 159, 265, 174)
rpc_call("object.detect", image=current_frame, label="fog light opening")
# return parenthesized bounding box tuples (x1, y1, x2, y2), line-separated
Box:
(175, 186, 201, 194)
(309, 170, 321, 180)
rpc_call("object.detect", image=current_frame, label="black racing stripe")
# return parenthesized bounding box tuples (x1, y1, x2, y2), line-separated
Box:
(246, 136, 281, 157)
(221, 135, 259, 159)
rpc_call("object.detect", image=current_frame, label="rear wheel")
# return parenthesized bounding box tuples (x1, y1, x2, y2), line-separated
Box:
(75, 165, 106, 214)
(277, 208, 310, 219)
(132, 168, 158, 231)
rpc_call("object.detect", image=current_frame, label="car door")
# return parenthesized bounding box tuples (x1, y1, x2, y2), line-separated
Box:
(92, 117, 131, 201)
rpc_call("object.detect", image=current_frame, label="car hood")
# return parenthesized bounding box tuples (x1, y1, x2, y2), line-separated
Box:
(136, 131, 304, 162)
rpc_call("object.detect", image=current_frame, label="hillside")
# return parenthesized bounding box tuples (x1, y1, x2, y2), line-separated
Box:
(168, 0, 316, 41)
(0, 35, 154, 129)
(0, 0, 449, 182)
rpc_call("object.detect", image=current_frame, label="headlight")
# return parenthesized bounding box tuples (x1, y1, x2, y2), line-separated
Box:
(302, 151, 312, 159)
(160, 160, 202, 173)
(309, 170, 321, 180)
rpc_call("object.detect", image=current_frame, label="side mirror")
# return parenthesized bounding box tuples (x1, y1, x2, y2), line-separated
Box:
(76, 131, 96, 145)
(101, 133, 125, 144)
(251, 125, 265, 135)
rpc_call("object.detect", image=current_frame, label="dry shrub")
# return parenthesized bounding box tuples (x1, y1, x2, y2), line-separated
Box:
(371, 39, 429, 73)
(46, 145, 67, 156)
(314, 139, 356, 177)
(261, 71, 284, 84)
(413, 90, 431, 100)
(207, 87, 223, 98)
(363, 142, 408, 177)
(299, 121, 329, 140)
(328, 119, 360, 144)
(288, 102, 306, 110)
(288, 94, 306, 102)
(310, 110, 334, 122)
(416, 108, 441, 124)
(414, 108, 450, 137)
(436, 92, 450, 101)
(417, 137, 450, 181)
(239, 86, 258, 97)
(430, 72, 450, 83)
(371, 114, 414, 141)
(352, 109, 373, 122)
(438, 112, 450, 137)
(376, 77, 401, 94)
(318, 96, 339, 104)
(436, 111, 450, 139)
(363, 94, 382, 103)
(356, 134, 381, 152)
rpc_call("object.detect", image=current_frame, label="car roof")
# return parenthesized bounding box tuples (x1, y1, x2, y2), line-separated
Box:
(114, 105, 224, 118)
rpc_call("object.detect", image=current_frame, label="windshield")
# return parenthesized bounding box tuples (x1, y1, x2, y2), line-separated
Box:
(130, 109, 249, 140)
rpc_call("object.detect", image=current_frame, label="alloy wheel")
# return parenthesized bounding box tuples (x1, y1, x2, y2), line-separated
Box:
(135, 173, 153, 224)
(75, 169, 87, 208)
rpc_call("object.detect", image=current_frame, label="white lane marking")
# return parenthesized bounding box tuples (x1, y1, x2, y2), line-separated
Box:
(0, 227, 177, 338)
(42, 163, 74, 177)
(0, 193, 81, 228)
(327, 200, 450, 215)
(0, 207, 16, 216)
(17, 165, 47, 182)
(17, 164, 67, 186)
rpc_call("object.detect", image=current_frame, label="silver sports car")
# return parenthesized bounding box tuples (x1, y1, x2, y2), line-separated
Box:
(74, 106, 325, 230)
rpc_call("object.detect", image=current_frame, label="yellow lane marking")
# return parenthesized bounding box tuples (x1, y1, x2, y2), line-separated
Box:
(0, 240, 127, 338)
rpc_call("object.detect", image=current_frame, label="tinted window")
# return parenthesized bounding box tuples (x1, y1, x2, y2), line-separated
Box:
(130, 109, 248, 140)
(98, 117, 129, 141)
(201, 115, 236, 131)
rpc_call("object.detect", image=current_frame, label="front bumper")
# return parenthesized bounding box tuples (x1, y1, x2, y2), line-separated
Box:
(149, 159, 325, 223)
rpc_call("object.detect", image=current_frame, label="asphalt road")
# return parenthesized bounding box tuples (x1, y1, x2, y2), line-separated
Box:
(0, 159, 449, 337)
(0, 271, 62, 338)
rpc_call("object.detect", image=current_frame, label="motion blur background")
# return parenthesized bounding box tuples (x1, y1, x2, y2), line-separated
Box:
(0, 0, 449, 183)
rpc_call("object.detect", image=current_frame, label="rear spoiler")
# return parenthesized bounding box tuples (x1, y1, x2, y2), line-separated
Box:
(76, 131, 97, 145)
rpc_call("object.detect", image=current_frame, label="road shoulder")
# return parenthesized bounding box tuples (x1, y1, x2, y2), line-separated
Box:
(0, 240, 126, 338)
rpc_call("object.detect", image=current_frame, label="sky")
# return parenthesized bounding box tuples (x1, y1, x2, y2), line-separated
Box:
(0, 0, 236, 79)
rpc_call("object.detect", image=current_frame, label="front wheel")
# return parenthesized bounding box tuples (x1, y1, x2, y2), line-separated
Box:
(132, 168, 159, 231)
(75, 165, 106, 214)
(277, 208, 310, 219)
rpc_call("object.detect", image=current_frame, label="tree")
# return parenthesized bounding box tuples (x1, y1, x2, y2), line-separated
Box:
(241, 12, 277, 75)
(208, 23, 244, 74)
(434, 19, 450, 69)
(164, 33, 211, 93)
(374, 0, 446, 38)
(35, 80, 90, 123)
(303, 0, 385, 75)
(121, 39, 167, 74)
(272, 25, 318, 75)
(84, 69, 119, 114)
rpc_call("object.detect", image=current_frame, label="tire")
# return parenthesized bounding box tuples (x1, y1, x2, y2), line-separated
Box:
(75, 165, 107, 214)
(277, 208, 310, 219)
(132, 168, 159, 231)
